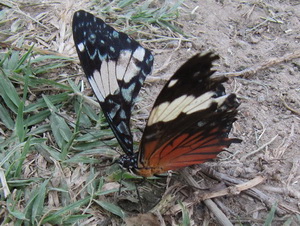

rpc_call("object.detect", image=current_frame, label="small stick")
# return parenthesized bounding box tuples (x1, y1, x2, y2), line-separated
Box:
(280, 95, 300, 116)
(217, 50, 300, 78)
(199, 165, 287, 216)
(260, 185, 300, 199)
(197, 176, 264, 200)
(241, 134, 278, 161)
(179, 169, 233, 226)
(204, 199, 233, 226)
(274, 124, 294, 159)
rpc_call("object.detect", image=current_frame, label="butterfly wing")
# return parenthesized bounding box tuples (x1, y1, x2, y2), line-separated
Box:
(136, 53, 240, 177)
(72, 10, 154, 155)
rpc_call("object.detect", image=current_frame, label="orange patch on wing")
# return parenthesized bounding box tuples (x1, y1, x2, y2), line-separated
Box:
(137, 129, 232, 176)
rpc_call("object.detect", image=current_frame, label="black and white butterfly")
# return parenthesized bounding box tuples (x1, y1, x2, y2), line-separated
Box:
(72, 10, 240, 177)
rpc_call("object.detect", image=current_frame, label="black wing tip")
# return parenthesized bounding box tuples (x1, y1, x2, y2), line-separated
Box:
(74, 10, 89, 18)
(73, 10, 86, 21)
(192, 51, 220, 68)
(196, 52, 219, 62)
(73, 10, 105, 26)
(173, 51, 220, 81)
(226, 93, 240, 108)
(72, 10, 90, 32)
(230, 138, 243, 143)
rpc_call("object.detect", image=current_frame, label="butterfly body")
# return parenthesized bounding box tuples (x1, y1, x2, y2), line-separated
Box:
(72, 10, 240, 178)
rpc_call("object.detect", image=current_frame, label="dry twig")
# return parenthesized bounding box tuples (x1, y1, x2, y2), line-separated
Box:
(197, 176, 264, 200)
(219, 50, 300, 78)
(274, 124, 295, 159)
(178, 168, 234, 226)
(241, 134, 278, 161)
(280, 95, 300, 116)
(199, 165, 291, 216)
(170, 169, 264, 225)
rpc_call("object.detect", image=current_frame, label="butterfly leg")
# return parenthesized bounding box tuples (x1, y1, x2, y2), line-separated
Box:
(134, 182, 145, 213)
(117, 170, 125, 195)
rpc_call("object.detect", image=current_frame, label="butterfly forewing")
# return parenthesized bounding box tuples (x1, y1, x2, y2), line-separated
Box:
(72, 10, 154, 155)
(137, 53, 240, 177)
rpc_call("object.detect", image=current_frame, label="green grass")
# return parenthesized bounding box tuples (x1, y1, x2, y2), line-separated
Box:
(0, 47, 128, 224)
(0, 1, 185, 224)
(91, 0, 185, 36)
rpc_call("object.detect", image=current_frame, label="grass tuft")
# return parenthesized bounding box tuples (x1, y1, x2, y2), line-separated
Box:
(0, 1, 186, 224)
(92, 0, 185, 37)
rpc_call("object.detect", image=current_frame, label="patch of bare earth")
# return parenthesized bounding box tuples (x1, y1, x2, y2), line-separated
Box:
(148, 0, 300, 225)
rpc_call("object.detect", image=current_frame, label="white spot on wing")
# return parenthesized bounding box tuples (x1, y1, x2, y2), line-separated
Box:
(117, 121, 130, 135)
(121, 82, 136, 103)
(148, 95, 195, 125)
(132, 46, 145, 61)
(89, 71, 104, 102)
(215, 95, 228, 107)
(147, 102, 169, 125)
(183, 91, 215, 114)
(161, 91, 229, 117)
(147, 91, 226, 126)
(113, 31, 119, 38)
(109, 103, 120, 119)
(89, 33, 96, 44)
(89, 49, 97, 60)
(116, 50, 131, 81)
(107, 61, 119, 95)
(168, 79, 178, 88)
(91, 61, 120, 99)
(119, 109, 126, 119)
(77, 43, 85, 52)
(123, 57, 140, 83)
(100, 62, 110, 97)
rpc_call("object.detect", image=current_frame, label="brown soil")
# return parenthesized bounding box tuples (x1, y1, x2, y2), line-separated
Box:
(125, 0, 300, 224)
(154, 1, 300, 225)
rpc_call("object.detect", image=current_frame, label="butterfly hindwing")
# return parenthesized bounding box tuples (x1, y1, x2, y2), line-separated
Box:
(137, 53, 240, 177)
(72, 10, 154, 155)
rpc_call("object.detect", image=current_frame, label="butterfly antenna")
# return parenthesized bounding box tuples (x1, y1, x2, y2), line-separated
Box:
(118, 170, 125, 195)
(98, 160, 117, 169)
(135, 182, 144, 213)
(117, 169, 145, 213)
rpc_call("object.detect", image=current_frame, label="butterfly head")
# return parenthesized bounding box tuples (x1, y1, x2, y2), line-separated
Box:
(117, 153, 138, 171)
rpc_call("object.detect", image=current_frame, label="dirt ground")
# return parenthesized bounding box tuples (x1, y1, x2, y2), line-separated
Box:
(2, 0, 300, 225)
(174, 0, 300, 224)
(137, 1, 300, 225)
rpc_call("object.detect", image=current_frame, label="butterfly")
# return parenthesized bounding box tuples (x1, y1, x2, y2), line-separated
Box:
(72, 10, 240, 177)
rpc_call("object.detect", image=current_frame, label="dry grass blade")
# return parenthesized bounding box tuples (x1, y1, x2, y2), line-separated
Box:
(198, 176, 265, 200)
(274, 124, 295, 159)
(199, 165, 290, 216)
(0, 168, 10, 198)
(280, 95, 300, 116)
(174, 169, 234, 225)
(172, 169, 264, 224)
